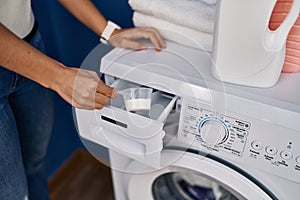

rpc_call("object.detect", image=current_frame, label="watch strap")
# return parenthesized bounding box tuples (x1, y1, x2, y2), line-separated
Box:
(100, 21, 121, 44)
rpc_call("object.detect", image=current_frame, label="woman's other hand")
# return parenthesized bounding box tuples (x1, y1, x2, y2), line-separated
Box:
(109, 27, 166, 51)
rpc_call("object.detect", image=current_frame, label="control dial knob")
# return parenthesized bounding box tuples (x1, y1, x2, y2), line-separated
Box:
(199, 119, 228, 145)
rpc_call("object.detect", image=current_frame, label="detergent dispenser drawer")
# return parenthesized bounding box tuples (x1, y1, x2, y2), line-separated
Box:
(75, 79, 179, 167)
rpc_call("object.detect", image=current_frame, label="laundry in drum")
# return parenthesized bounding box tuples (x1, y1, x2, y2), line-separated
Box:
(119, 87, 153, 111)
(178, 179, 216, 200)
(152, 172, 239, 200)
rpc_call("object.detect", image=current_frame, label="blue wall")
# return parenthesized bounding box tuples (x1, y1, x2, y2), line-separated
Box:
(31, 0, 134, 176)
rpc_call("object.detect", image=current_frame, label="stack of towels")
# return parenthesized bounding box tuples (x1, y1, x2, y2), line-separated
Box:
(128, 0, 216, 52)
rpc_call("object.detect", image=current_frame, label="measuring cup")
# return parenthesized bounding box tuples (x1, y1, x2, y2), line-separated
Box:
(120, 87, 153, 111)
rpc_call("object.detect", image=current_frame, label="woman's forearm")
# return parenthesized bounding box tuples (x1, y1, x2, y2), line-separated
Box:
(57, 0, 107, 36)
(57, 0, 166, 50)
(0, 23, 64, 89)
(0, 22, 115, 109)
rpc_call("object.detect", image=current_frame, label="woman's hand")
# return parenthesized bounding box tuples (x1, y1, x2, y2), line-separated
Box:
(52, 66, 116, 110)
(109, 27, 166, 51)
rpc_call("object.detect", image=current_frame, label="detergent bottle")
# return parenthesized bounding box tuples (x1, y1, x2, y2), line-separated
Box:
(269, 0, 300, 73)
(211, 0, 300, 87)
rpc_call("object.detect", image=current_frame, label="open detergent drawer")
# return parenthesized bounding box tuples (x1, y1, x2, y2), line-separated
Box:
(75, 79, 178, 167)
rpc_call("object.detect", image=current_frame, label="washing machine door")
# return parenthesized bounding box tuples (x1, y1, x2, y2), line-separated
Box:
(126, 149, 276, 200)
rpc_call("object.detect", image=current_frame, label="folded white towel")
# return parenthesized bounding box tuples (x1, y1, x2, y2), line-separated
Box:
(133, 12, 213, 51)
(129, 0, 216, 34)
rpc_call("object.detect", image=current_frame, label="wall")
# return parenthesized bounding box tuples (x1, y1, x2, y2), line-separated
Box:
(31, 0, 134, 176)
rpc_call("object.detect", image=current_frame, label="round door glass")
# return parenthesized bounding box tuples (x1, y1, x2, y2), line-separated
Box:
(152, 172, 242, 200)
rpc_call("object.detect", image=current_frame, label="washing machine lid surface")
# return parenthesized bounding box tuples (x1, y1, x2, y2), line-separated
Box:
(100, 41, 300, 114)
(126, 149, 276, 200)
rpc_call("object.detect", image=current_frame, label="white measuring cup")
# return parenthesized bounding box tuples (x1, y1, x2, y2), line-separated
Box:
(120, 87, 153, 111)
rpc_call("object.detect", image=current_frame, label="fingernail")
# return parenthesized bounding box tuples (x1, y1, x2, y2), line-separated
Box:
(139, 45, 147, 50)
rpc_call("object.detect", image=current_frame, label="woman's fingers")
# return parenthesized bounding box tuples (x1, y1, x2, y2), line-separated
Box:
(110, 27, 166, 50)
(96, 80, 117, 98)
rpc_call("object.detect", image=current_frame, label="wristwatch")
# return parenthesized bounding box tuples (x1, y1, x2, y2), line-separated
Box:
(100, 20, 121, 45)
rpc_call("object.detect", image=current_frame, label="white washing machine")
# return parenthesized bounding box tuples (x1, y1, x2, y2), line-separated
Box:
(76, 41, 300, 200)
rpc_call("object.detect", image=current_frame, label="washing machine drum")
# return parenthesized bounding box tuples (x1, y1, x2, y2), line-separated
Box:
(127, 150, 275, 200)
(152, 172, 238, 200)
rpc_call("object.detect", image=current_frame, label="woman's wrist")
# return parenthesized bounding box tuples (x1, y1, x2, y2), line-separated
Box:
(100, 21, 121, 44)
(42, 62, 68, 91)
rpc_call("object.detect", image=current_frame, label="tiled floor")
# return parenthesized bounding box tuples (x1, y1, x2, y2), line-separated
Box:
(48, 148, 114, 200)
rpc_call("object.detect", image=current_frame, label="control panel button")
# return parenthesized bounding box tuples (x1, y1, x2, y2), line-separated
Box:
(280, 150, 293, 160)
(265, 145, 278, 155)
(296, 156, 300, 165)
(251, 141, 263, 150)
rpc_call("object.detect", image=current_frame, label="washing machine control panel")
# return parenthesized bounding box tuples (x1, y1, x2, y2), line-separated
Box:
(177, 98, 300, 184)
(178, 104, 250, 157)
